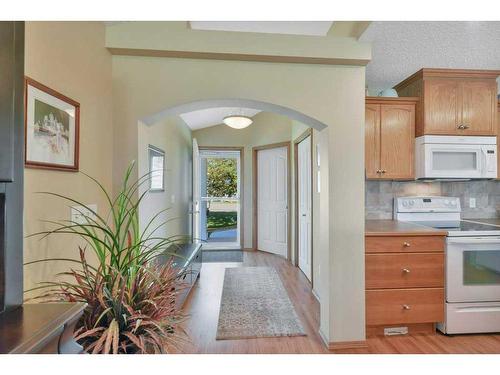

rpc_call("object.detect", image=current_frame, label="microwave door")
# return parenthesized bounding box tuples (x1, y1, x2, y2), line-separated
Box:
(425, 145, 482, 179)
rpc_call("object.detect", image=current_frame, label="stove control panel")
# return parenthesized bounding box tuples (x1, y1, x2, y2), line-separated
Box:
(395, 196, 461, 213)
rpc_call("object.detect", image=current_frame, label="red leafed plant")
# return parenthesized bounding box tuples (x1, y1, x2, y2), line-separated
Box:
(26, 163, 189, 353)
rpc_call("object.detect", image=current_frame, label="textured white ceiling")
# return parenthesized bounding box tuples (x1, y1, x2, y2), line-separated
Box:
(360, 22, 500, 93)
(189, 21, 333, 36)
(180, 107, 261, 130)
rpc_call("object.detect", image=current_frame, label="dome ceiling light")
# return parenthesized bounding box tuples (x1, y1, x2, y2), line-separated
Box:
(223, 115, 253, 129)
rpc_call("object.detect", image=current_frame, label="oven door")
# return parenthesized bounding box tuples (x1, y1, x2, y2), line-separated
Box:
(447, 237, 500, 303)
(423, 143, 485, 179)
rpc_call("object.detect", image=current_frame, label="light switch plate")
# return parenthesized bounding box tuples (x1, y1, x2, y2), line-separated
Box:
(469, 198, 476, 208)
(70, 204, 97, 224)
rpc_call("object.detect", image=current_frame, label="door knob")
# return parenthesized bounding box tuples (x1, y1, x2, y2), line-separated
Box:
(402, 304, 411, 310)
(402, 268, 411, 274)
(403, 242, 411, 247)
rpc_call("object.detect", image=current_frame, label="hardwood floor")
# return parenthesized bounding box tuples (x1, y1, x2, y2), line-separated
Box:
(179, 250, 500, 354)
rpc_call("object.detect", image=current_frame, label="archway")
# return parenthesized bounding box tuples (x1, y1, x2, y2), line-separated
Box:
(140, 98, 328, 131)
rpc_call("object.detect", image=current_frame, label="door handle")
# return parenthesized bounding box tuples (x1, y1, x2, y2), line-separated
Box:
(302, 214, 307, 217)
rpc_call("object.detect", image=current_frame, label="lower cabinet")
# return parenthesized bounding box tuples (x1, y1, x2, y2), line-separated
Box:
(366, 288, 444, 326)
(365, 234, 445, 336)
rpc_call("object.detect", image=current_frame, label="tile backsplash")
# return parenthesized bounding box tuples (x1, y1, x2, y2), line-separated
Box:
(366, 180, 500, 220)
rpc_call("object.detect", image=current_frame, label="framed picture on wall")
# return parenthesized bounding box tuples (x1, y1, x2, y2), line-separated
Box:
(24, 77, 80, 171)
(148, 145, 165, 191)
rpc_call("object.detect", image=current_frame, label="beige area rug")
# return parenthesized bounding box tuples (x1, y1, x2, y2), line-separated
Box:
(216, 266, 306, 340)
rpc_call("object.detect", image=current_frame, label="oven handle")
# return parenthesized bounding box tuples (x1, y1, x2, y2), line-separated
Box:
(448, 237, 500, 244)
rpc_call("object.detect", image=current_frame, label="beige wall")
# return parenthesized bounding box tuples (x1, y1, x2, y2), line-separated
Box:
(21, 22, 368, 344)
(138, 117, 192, 241)
(193, 111, 294, 250)
(23, 22, 113, 297)
(111, 54, 366, 344)
(106, 21, 371, 65)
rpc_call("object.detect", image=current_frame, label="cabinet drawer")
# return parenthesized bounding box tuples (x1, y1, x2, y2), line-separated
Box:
(366, 288, 444, 326)
(366, 253, 444, 289)
(366, 235, 444, 253)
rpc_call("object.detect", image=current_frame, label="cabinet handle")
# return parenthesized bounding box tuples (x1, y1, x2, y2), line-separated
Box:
(457, 124, 465, 129)
(403, 242, 411, 247)
(463, 124, 470, 129)
(402, 268, 411, 274)
(402, 304, 411, 310)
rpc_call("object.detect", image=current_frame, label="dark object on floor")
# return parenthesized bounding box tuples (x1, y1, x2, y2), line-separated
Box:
(202, 250, 244, 263)
(157, 243, 202, 308)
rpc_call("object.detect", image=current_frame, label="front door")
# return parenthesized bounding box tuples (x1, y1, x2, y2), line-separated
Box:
(297, 135, 312, 281)
(257, 146, 288, 257)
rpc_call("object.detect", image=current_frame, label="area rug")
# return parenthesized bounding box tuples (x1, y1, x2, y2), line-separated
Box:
(216, 266, 306, 340)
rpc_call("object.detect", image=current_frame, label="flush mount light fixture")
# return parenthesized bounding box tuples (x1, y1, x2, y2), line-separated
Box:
(223, 115, 253, 129)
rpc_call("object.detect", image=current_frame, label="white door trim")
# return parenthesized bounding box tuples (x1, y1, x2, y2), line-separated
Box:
(294, 129, 313, 285)
(192, 138, 201, 244)
(296, 133, 313, 282)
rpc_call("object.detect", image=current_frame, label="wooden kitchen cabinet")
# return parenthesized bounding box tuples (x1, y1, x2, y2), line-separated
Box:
(395, 69, 500, 136)
(365, 225, 446, 336)
(365, 97, 417, 180)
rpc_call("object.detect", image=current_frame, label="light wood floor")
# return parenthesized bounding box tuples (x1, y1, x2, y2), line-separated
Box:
(179, 250, 500, 354)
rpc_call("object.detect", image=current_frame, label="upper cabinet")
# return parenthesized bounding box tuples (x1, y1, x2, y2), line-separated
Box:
(365, 97, 417, 180)
(395, 69, 499, 137)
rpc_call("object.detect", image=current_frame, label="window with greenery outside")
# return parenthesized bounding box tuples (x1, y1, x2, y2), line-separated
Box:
(206, 158, 238, 236)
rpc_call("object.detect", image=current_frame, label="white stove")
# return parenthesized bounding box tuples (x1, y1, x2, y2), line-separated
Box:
(394, 196, 500, 335)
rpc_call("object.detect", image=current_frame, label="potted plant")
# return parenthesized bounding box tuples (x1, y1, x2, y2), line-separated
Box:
(26, 163, 189, 354)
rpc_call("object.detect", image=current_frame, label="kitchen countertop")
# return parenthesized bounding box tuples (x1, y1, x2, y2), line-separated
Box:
(365, 220, 448, 237)
(464, 218, 500, 227)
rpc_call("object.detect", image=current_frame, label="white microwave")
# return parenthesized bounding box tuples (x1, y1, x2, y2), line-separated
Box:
(415, 136, 497, 180)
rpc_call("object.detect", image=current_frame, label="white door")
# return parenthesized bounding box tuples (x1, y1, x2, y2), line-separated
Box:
(192, 138, 201, 243)
(298, 135, 312, 281)
(257, 146, 288, 257)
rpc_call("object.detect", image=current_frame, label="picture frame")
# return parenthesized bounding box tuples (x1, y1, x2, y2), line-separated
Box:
(148, 145, 165, 191)
(24, 77, 80, 171)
